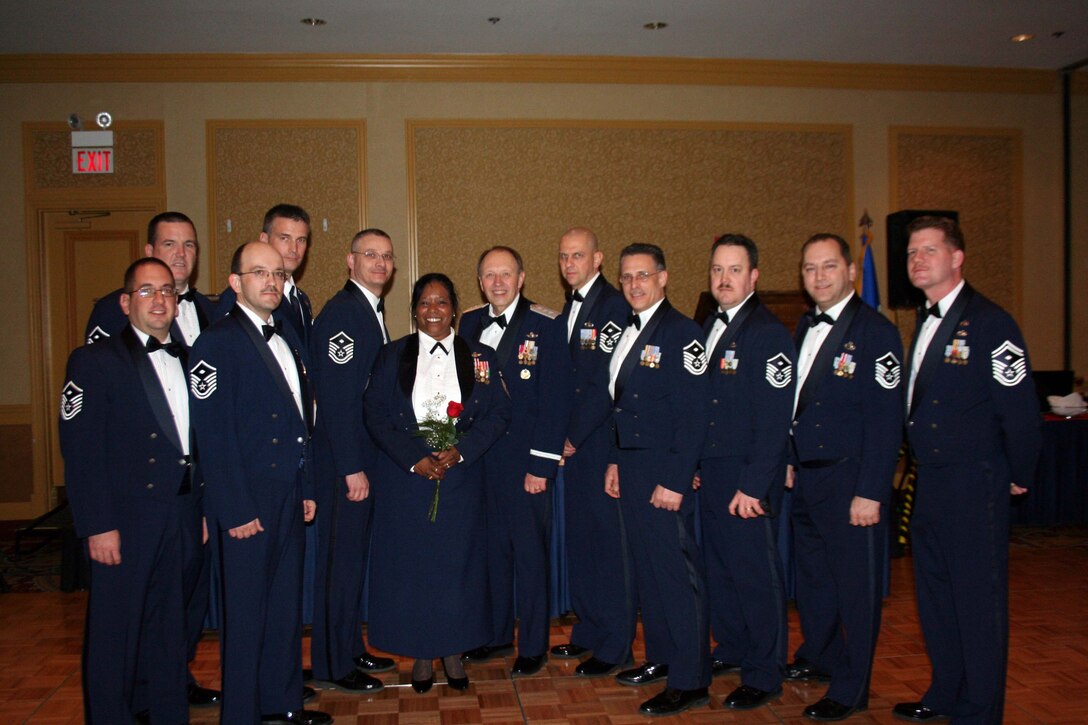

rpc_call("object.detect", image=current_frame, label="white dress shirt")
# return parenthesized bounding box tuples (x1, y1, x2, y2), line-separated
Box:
(174, 285, 200, 346)
(609, 298, 664, 400)
(567, 273, 600, 342)
(705, 292, 754, 355)
(794, 292, 855, 415)
(908, 279, 965, 410)
(133, 328, 190, 455)
(352, 280, 388, 344)
(479, 295, 519, 351)
(238, 304, 304, 420)
(413, 330, 461, 423)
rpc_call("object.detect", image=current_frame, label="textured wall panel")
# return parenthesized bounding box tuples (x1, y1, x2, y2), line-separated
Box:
(411, 122, 852, 321)
(30, 125, 161, 191)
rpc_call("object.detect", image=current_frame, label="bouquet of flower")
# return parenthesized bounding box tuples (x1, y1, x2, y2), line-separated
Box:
(414, 393, 463, 522)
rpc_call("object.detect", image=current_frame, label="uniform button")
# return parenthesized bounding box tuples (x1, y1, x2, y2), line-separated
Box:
(818, 444, 824, 449)
(178, 459, 186, 465)
(933, 448, 940, 454)
(297, 437, 303, 443)
(633, 393, 639, 399)
(272, 413, 278, 419)
(815, 401, 821, 407)
(147, 483, 154, 489)
(150, 432, 157, 439)
(575, 387, 582, 394)
(710, 442, 717, 447)
(792, 421, 798, 427)
(271, 463, 277, 469)
(711, 399, 718, 405)
(272, 438, 279, 444)
(908, 421, 914, 427)
(634, 433, 640, 437)
(932, 399, 939, 405)
(148, 458, 156, 464)
(815, 423, 821, 429)
(931, 423, 938, 429)
(708, 421, 715, 426)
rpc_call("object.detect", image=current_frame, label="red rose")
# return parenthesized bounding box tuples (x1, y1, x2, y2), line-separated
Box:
(446, 401, 464, 418)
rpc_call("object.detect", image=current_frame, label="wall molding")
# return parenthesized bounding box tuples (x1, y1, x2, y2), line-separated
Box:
(0, 53, 1069, 95)
(0, 404, 30, 426)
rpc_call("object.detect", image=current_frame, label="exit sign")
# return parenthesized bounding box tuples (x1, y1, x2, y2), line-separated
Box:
(72, 148, 113, 174)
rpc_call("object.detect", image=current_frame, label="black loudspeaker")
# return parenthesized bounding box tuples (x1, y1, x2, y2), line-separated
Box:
(885, 209, 959, 309)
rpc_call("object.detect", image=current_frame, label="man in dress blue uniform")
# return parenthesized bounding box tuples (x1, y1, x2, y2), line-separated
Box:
(786, 233, 903, 721)
(85, 211, 216, 350)
(190, 242, 331, 725)
(60, 257, 203, 724)
(604, 243, 711, 716)
(460, 246, 571, 677)
(216, 204, 314, 357)
(697, 234, 795, 710)
(892, 217, 1041, 725)
(549, 227, 637, 677)
(307, 229, 396, 692)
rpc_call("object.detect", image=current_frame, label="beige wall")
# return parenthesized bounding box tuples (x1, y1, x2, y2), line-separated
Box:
(0, 77, 1078, 411)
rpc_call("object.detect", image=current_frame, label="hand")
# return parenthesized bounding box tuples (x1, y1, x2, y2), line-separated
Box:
(604, 463, 620, 498)
(344, 471, 371, 502)
(302, 500, 317, 523)
(785, 465, 795, 489)
(650, 485, 683, 511)
(87, 530, 121, 565)
(414, 456, 444, 481)
(563, 438, 576, 457)
(849, 496, 881, 526)
(202, 517, 209, 545)
(729, 490, 765, 519)
(692, 474, 701, 491)
(434, 447, 461, 471)
(524, 473, 548, 494)
(228, 518, 264, 539)
(1010, 483, 1027, 496)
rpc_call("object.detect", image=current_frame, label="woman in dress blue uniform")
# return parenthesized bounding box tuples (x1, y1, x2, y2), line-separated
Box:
(363, 273, 511, 692)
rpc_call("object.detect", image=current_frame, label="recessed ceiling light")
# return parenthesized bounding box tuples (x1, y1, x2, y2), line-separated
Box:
(301, 18, 327, 27)
(643, 22, 668, 30)
(1010, 33, 1034, 43)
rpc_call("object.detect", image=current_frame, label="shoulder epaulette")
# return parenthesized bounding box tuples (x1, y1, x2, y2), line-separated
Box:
(462, 303, 487, 314)
(530, 303, 560, 320)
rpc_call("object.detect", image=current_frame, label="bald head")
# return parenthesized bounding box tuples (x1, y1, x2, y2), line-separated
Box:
(229, 241, 286, 318)
(559, 226, 604, 291)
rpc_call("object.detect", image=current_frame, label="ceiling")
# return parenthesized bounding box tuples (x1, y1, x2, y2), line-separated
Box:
(1, 1, 1086, 71)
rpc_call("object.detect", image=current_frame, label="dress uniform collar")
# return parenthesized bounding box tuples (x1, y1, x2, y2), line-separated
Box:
(925, 278, 966, 320)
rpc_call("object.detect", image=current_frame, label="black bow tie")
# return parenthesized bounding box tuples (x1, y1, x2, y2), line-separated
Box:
(807, 311, 835, 327)
(488, 315, 507, 329)
(569, 290, 585, 303)
(177, 289, 196, 303)
(628, 313, 642, 330)
(146, 337, 183, 357)
(714, 310, 730, 326)
(430, 341, 448, 355)
(376, 298, 385, 314)
(924, 304, 942, 320)
(262, 320, 282, 341)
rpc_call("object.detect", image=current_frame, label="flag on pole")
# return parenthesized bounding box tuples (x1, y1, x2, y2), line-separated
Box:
(856, 210, 880, 310)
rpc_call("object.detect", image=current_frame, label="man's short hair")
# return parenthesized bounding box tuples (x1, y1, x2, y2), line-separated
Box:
(906, 215, 965, 252)
(262, 204, 311, 233)
(619, 243, 667, 271)
(350, 228, 392, 251)
(412, 272, 460, 315)
(123, 257, 173, 292)
(711, 233, 759, 269)
(147, 211, 196, 247)
(229, 243, 249, 275)
(801, 233, 852, 264)
(476, 245, 524, 276)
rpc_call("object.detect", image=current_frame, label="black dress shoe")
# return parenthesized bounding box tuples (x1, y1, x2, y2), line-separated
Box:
(260, 710, 333, 725)
(134, 710, 150, 724)
(711, 658, 740, 677)
(783, 658, 832, 681)
(724, 684, 782, 710)
(354, 651, 396, 673)
(332, 668, 384, 692)
(574, 656, 624, 677)
(411, 674, 434, 693)
(462, 642, 515, 662)
(187, 683, 221, 706)
(549, 642, 589, 659)
(302, 668, 314, 682)
(302, 686, 316, 703)
(616, 662, 669, 686)
(639, 686, 710, 716)
(446, 673, 470, 690)
(893, 702, 947, 722)
(805, 697, 864, 721)
(511, 653, 547, 677)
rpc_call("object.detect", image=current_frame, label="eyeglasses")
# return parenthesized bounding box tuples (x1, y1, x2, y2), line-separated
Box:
(352, 250, 396, 262)
(237, 269, 289, 282)
(126, 285, 177, 298)
(618, 270, 662, 285)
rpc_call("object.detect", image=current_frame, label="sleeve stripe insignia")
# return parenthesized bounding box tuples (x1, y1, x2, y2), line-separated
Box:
(682, 339, 708, 375)
(991, 340, 1027, 387)
(60, 381, 84, 420)
(189, 360, 218, 399)
(86, 326, 109, 345)
(875, 352, 901, 389)
(765, 353, 792, 388)
(328, 331, 355, 364)
(599, 321, 623, 353)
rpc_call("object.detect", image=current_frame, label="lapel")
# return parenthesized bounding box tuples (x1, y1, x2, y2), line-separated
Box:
(795, 295, 861, 419)
(711, 294, 759, 362)
(121, 325, 185, 454)
(614, 299, 670, 403)
(568, 275, 606, 353)
(193, 291, 210, 331)
(344, 280, 385, 343)
(494, 297, 530, 369)
(909, 284, 974, 413)
(453, 335, 476, 400)
(230, 305, 300, 415)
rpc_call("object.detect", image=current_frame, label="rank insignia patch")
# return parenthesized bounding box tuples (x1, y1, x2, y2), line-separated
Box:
(991, 340, 1026, 387)
(682, 339, 708, 375)
(765, 353, 792, 388)
(328, 331, 354, 364)
(60, 381, 84, 421)
(86, 326, 110, 345)
(875, 352, 901, 389)
(599, 321, 623, 353)
(190, 360, 218, 399)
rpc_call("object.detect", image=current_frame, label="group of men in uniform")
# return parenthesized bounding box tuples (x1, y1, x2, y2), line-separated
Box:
(61, 209, 1040, 724)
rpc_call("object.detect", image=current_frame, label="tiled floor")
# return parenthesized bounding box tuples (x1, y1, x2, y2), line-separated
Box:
(4, 528, 1088, 723)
